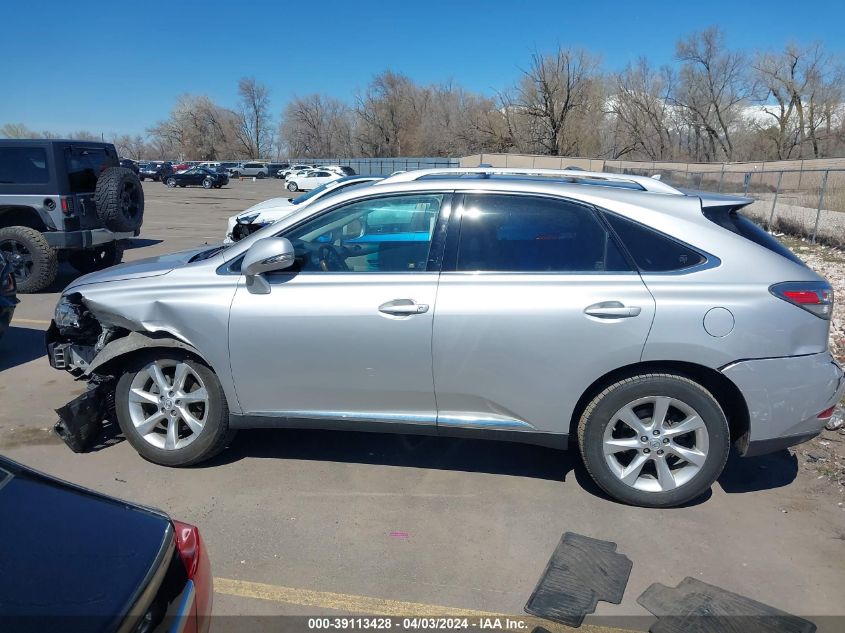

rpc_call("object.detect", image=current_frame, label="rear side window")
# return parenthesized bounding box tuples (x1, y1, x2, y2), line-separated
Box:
(0, 147, 49, 184)
(65, 147, 114, 193)
(457, 194, 631, 273)
(604, 212, 706, 272)
(703, 209, 805, 266)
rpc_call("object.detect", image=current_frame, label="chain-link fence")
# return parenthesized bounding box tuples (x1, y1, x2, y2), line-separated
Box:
(288, 157, 458, 176)
(605, 166, 845, 247)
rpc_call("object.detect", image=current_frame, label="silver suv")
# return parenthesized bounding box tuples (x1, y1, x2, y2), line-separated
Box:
(47, 168, 844, 507)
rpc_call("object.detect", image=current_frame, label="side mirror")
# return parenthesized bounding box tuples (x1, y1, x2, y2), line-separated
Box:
(242, 237, 295, 294)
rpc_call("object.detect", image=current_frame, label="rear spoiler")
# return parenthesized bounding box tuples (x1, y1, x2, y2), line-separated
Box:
(679, 189, 754, 214)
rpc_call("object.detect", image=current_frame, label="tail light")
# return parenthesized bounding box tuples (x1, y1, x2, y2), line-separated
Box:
(817, 405, 836, 419)
(770, 281, 834, 320)
(60, 196, 74, 215)
(173, 520, 213, 632)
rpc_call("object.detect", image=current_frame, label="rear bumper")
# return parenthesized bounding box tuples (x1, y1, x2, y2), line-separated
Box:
(43, 228, 135, 249)
(722, 351, 844, 456)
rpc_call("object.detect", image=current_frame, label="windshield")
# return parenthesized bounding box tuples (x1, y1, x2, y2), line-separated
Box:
(291, 181, 335, 205)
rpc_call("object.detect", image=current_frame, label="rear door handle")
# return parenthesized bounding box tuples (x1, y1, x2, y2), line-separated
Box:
(584, 301, 642, 318)
(379, 299, 429, 315)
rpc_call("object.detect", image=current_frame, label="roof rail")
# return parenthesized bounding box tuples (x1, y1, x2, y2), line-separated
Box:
(377, 167, 683, 194)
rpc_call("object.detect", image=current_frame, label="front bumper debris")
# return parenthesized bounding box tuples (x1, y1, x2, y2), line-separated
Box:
(53, 383, 112, 453)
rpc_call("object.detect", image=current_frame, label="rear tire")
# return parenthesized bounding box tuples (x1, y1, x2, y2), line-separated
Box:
(94, 167, 145, 232)
(577, 373, 730, 508)
(202, 178, 213, 189)
(0, 226, 58, 293)
(67, 241, 125, 274)
(257, 172, 265, 179)
(166, 177, 176, 188)
(115, 351, 235, 467)
(286, 181, 298, 191)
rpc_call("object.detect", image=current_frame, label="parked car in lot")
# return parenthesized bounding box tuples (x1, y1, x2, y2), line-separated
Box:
(285, 169, 341, 192)
(220, 162, 242, 177)
(0, 455, 212, 633)
(172, 163, 190, 173)
(165, 167, 229, 189)
(325, 165, 356, 176)
(46, 167, 844, 507)
(139, 161, 174, 182)
(119, 158, 140, 174)
(239, 162, 269, 178)
(0, 139, 144, 292)
(225, 175, 381, 242)
(0, 252, 17, 339)
(280, 164, 313, 179)
(267, 162, 290, 178)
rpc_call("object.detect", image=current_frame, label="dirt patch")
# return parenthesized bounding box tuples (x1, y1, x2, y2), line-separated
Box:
(0, 425, 61, 449)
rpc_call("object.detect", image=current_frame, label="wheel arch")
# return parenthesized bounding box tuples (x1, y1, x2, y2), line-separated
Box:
(568, 360, 750, 448)
(0, 205, 50, 231)
(88, 331, 215, 377)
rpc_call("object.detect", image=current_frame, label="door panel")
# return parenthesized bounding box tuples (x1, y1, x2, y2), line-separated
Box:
(432, 274, 654, 433)
(229, 274, 439, 419)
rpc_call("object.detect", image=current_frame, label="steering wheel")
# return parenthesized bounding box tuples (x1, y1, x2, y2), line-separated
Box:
(318, 244, 349, 272)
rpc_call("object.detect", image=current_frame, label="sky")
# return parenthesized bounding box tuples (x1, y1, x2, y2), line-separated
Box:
(2, 0, 844, 136)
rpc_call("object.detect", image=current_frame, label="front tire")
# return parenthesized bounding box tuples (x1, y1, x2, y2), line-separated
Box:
(202, 177, 213, 189)
(115, 352, 234, 466)
(577, 373, 730, 508)
(286, 181, 298, 191)
(166, 177, 177, 188)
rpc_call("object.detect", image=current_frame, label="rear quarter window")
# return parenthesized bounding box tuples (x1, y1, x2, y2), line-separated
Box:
(65, 146, 116, 193)
(0, 147, 50, 184)
(603, 212, 706, 272)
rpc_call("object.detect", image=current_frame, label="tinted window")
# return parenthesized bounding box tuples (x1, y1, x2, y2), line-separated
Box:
(65, 147, 113, 193)
(703, 208, 805, 266)
(457, 194, 631, 273)
(604, 212, 706, 271)
(0, 147, 49, 184)
(284, 194, 443, 273)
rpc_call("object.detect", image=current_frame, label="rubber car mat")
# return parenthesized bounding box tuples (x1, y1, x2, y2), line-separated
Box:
(524, 532, 632, 628)
(638, 577, 816, 633)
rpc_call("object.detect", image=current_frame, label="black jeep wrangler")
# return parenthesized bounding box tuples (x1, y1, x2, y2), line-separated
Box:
(0, 139, 144, 292)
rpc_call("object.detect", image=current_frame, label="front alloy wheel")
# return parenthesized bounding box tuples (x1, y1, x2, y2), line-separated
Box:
(115, 353, 234, 466)
(166, 177, 177, 188)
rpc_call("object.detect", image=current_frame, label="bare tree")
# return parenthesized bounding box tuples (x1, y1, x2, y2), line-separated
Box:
(279, 94, 353, 157)
(505, 48, 601, 155)
(235, 77, 273, 158)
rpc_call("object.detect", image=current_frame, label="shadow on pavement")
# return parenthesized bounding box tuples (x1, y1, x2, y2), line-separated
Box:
(717, 449, 798, 494)
(206, 428, 575, 482)
(124, 238, 163, 249)
(0, 326, 45, 372)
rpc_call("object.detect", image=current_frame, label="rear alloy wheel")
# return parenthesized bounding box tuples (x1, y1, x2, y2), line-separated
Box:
(578, 373, 730, 507)
(166, 177, 177, 188)
(202, 177, 213, 189)
(286, 181, 298, 191)
(0, 226, 58, 293)
(116, 353, 234, 466)
(256, 172, 265, 179)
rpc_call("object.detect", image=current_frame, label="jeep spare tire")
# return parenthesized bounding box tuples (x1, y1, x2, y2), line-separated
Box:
(94, 167, 144, 233)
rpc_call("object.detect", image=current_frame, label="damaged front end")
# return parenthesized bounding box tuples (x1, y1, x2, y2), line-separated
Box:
(46, 293, 123, 452)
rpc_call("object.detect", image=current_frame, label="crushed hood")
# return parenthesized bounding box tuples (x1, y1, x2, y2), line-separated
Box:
(66, 245, 214, 290)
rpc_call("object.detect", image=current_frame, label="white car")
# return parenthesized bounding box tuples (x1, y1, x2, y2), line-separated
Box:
(224, 176, 381, 243)
(285, 169, 341, 192)
(280, 164, 314, 179)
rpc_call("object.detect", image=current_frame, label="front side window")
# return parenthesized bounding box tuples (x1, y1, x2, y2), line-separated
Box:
(0, 147, 49, 184)
(456, 194, 631, 273)
(283, 194, 444, 273)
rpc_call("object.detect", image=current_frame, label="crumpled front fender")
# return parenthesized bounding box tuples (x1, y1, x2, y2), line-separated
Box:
(86, 331, 208, 376)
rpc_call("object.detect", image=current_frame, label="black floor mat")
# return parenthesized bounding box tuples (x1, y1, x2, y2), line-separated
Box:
(524, 532, 632, 628)
(638, 577, 816, 633)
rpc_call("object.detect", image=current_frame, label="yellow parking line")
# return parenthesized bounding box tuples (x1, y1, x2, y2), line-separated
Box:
(214, 578, 628, 633)
(11, 317, 51, 326)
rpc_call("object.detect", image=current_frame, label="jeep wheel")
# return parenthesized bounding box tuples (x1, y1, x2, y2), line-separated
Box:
(67, 241, 125, 274)
(94, 167, 145, 233)
(0, 226, 58, 293)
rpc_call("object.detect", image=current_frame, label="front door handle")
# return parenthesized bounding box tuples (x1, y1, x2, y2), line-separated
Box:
(379, 299, 429, 316)
(584, 301, 642, 318)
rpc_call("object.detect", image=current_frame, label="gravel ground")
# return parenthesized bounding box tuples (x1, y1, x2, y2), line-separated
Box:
(780, 235, 845, 501)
